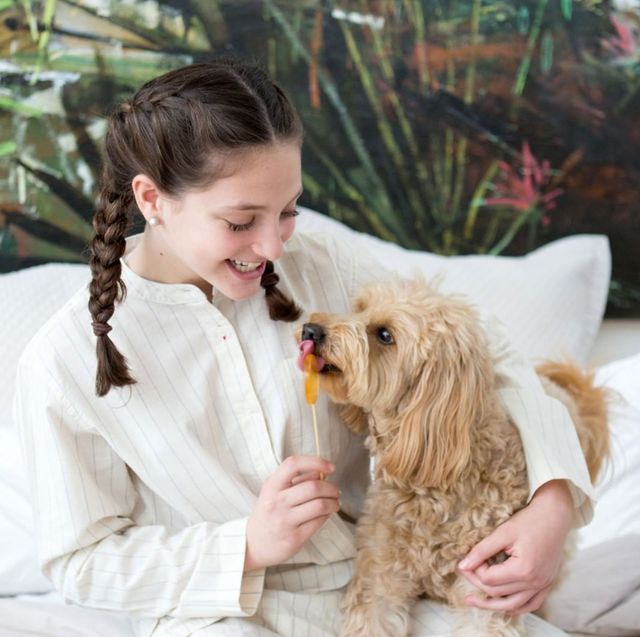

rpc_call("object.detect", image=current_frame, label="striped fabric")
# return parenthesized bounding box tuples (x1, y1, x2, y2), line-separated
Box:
(14, 230, 592, 637)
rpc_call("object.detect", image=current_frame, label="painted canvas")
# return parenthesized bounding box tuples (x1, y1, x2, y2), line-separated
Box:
(0, 0, 639, 315)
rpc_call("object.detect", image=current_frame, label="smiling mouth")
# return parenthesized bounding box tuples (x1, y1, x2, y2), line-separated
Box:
(228, 259, 264, 273)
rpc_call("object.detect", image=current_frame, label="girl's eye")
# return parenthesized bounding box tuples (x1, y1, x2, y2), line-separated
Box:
(225, 208, 299, 232)
(226, 219, 255, 232)
(281, 208, 301, 220)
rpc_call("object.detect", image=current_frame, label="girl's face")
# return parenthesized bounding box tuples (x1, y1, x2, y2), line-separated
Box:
(137, 141, 302, 301)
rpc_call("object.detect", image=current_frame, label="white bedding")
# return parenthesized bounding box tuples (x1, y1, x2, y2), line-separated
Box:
(0, 591, 134, 637)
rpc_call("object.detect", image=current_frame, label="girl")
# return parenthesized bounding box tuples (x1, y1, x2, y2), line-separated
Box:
(15, 59, 593, 637)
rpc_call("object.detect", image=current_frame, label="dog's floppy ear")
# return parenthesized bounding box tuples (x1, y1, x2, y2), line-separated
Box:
(377, 308, 493, 490)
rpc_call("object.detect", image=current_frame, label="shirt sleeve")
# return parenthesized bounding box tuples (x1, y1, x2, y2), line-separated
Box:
(13, 352, 265, 620)
(482, 314, 595, 526)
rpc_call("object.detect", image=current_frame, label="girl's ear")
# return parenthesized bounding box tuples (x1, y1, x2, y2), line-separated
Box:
(131, 174, 162, 222)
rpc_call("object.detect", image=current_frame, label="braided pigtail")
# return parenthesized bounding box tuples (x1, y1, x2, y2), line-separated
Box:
(88, 184, 136, 396)
(260, 260, 302, 322)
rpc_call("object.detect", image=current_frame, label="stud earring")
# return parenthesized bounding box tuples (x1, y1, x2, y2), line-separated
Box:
(148, 216, 160, 227)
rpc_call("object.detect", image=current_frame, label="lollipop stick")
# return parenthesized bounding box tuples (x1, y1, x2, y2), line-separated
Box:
(303, 353, 325, 478)
(311, 404, 321, 457)
(311, 403, 324, 479)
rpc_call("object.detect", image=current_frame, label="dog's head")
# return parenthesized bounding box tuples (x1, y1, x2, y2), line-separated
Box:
(300, 278, 496, 490)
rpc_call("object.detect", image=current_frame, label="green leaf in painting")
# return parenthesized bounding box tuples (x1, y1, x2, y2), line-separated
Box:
(0, 96, 43, 117)
(0, 140, 17, 157)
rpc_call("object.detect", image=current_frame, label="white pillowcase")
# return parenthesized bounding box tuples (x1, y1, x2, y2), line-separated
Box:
(297, 207, 611, 365)
(577, 352, 640, 550)
(0, 263, 90, 432)
(0, 263, 89, 595)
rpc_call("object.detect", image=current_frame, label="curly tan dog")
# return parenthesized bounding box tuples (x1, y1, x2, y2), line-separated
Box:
(299, 277, 608, 637)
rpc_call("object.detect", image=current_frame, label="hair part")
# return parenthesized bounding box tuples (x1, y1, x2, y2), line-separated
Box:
(89, 58, 303, 396)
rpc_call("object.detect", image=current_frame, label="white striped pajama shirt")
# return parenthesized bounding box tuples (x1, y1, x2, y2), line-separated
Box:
(14, 230, 593, 636)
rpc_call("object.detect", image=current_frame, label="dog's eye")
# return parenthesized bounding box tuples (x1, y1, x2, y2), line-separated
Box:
(376, 327, 394, 345)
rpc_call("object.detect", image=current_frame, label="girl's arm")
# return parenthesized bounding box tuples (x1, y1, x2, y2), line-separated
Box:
(15, 356, 264, 621)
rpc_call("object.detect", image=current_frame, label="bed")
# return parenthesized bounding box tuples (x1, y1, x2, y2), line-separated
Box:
(1, 208, 639, 637)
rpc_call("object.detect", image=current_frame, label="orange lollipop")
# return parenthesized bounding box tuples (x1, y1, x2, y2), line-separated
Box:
(302, 351, 323, 472)
(304, 354, 320, 405)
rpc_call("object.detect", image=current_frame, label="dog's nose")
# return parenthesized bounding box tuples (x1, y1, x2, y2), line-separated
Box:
(301, 322, 326, 345)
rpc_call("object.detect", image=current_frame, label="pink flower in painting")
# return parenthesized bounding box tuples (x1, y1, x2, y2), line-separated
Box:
(485, 141, 563, 215)
(601, 14, 640, 64)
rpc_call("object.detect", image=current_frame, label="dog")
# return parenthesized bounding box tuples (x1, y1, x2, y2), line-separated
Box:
(298, 277, 608, 637)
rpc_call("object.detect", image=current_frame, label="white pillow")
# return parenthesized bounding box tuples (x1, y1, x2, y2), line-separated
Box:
(0, 263, 90, 431)
(0, 262, 89, 595)
(297, 207, 611, 364)
(577, 352, 640, 550)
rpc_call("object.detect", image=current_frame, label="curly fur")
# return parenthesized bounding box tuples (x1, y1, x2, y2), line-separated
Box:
(301, 277, 608, 637)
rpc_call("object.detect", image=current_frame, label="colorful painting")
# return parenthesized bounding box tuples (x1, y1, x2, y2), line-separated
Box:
(0, 1, 639, 315)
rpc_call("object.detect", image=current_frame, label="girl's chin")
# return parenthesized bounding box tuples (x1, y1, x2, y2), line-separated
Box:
(213, 273, 263, 301)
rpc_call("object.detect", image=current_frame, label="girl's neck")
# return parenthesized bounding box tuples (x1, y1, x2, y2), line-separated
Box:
(124, 230, 214, 300)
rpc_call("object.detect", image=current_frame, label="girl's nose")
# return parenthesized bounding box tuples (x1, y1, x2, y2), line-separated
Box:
(253, 223, 285, 261)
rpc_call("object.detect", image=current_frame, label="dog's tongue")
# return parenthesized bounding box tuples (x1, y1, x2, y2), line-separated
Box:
(297, 339, 325, 372)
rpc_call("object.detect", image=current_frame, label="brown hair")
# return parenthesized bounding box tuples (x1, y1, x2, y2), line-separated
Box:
(89, 59, 303, 396)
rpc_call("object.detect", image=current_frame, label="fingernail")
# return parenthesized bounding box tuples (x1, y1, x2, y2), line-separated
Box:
(459, 558, 470, 569)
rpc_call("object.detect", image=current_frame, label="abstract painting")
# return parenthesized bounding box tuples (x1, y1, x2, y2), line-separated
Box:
(1, 0, 638, 315)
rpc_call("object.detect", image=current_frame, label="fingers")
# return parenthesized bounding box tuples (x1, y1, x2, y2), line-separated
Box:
(285, 475, 339, 503)
(466, 584, 551, 615)
(459, 564, 523, 598)
(290, 470, 324, 485)
(467, 555, 555, 591)
(261, 455, 340, 530)
(458, 524, 512, 572)
(465, 558, 524, 588)
(270, 456, 335, 491)
(513, 586, 550, 614)
(466, 589, 536, 613)
(290, 496, 341, 526)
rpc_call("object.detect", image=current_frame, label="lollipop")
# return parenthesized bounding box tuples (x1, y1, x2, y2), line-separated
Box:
(304, 353, 319, 404)
(304, 354, 321, 459)
(298, 340, 325, 466)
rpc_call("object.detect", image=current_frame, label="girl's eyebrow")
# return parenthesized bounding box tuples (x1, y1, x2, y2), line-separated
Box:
(220, 188, 303, 211)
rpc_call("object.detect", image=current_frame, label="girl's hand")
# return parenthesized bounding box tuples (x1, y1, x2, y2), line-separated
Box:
(245, 455, 339, 571)
(458, 480, 574, 615)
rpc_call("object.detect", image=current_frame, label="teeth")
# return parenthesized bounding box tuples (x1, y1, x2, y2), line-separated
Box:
(230, 259, 262, 273)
